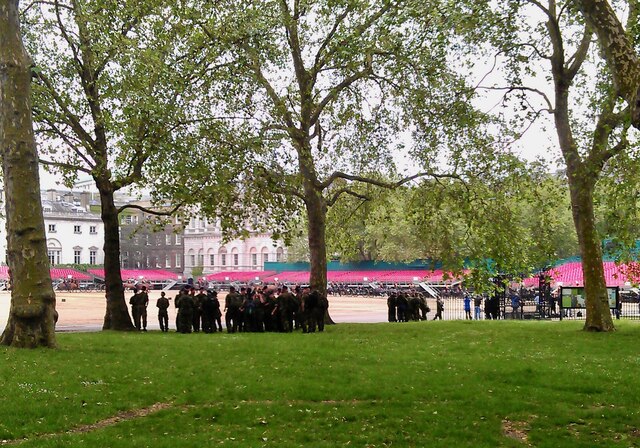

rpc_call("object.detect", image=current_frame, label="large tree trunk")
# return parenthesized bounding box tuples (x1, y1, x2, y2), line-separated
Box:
(98, 186, 135, 330)
(568, 178, 615, 331)
(305, 188, 328, 297)
(551, 33, 615, 331)
(0, 0, 57, 348)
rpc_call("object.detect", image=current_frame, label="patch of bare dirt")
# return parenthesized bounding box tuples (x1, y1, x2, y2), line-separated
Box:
(502, 419, 530, 444)
(1, 402, 172, 445)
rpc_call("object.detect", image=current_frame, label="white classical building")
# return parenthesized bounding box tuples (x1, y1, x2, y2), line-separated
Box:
(0, 190, 105, 265)
(41, 191, 105, 266)
(182, 216, 286, 277)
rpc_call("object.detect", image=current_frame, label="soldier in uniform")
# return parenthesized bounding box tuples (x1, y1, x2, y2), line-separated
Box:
(387, 292, 397, 322)
(315, 290, 329, 332)
(174, 290, 182, 332)
(433, 296, 444, 320)
(304, 288, 319, 333)
(176, 287, 195, 333)
(139, 286, 149, 331)
(409, 292, 421, 321)
(193, 288, 206, 332)
(201, 290, 216, 333)
(396, 291, 408, 322)
(129, 290, 142, 330)
(274, 285, 296, 332)
(419, 296, 430, 320)
(224, 286, 242, 333)
(156, 291, 170, 332)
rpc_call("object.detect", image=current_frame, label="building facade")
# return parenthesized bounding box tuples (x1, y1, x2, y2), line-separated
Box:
(41, 190, 105, 266)
(182, 216, 286, 277)
(118, 204, 184, 272)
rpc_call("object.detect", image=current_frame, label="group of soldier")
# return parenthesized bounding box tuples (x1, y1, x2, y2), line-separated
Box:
(148, 284, 329, 334)
(386, 290, 432, 322)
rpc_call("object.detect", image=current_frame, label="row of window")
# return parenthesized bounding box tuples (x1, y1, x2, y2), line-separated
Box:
(48, 249, 97, 265)
(186, 253, 283, 267)
(126, 234, 182, 246)
(121, 252, 182, 268)
(48, 224, 97, 234)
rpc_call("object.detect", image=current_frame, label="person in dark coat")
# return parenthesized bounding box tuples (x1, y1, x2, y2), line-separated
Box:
(225, 286, 242, 333)
(387, 292, 397, 322)
(176, 288, 195, 333)
(156, 291, 170, 332)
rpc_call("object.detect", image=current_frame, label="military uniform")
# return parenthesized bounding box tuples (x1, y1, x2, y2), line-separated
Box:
(156, 293, 170, 332)
(176, 290, 194, 333)
(225, 288, 242, 333)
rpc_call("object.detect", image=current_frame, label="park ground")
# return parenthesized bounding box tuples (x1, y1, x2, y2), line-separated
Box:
(1, 314, 640, 446)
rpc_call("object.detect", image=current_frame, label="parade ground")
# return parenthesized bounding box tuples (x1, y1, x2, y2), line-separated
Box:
(0, 290, 389, 333)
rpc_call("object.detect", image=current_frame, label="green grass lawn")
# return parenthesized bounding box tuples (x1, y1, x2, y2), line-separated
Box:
(1, 320, 640, 447)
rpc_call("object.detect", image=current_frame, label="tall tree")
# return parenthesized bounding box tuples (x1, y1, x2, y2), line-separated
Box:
(479, 1, 634, 330)
(175, 0, 490, 296)
(24, 0, 190, 330)
(0, 0, 56, 347)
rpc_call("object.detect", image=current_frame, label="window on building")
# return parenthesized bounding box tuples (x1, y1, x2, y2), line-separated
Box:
(209, 254, 215, 266)
(251, 253, 257, 266)
(175, 254, 181, 267)
(48, 224, 56, 233)
(47, 250, 60, 265)
(166, 234, 171, 245)
(74, 250, 81, 264)
(190, 254, 196, 266)
(90, 226, 97, 234)
(263, 253, 269, 264)
(233, 254, 239, 266)
(175, 234, 182, 245)
(74, 225, 81, 234)
(221, 254, 226, 266)
(165, 255, 170, 268)
(198, 254, 204, 266)
(123, 215, 132, 225)
(133, 215, 139, 224)
(89, 250, 97, 265)
(145, 235, 150, 246)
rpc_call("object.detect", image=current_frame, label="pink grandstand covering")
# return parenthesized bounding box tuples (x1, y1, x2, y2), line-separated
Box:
(88, 269, 179, 281)
(206, 271, 276, 282)
(0, 266, 91, 281)
(262, 271, 310, 283)
(50, 268, 91, 280)
(522, 261, 640, 288)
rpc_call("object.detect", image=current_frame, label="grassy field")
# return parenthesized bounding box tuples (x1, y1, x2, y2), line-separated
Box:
(1, 320, 639, 447)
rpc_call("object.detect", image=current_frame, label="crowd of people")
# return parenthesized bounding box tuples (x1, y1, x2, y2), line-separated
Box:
(130, 284, 329, 334)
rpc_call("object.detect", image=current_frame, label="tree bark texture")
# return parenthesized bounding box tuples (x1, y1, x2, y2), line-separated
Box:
(0, 0, 57, 347)
(577, 0, 640, 128)
(550, 26, 615, 331)
(99, 187, 135, 330)
(567, 179, 615, 331)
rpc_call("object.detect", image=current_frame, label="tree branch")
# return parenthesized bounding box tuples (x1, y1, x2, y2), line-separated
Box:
(575, 0, 640, 128)
(475, 85, 554, 112)
(34, 71, 97, 152)
(327, 187, 370, 206)
(566, 25, 592, 81)
(320, 170, 464, 191)
(39, 158, 92, 174)
(310, 65, 373, 126)
(117, 202, 183, 216)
